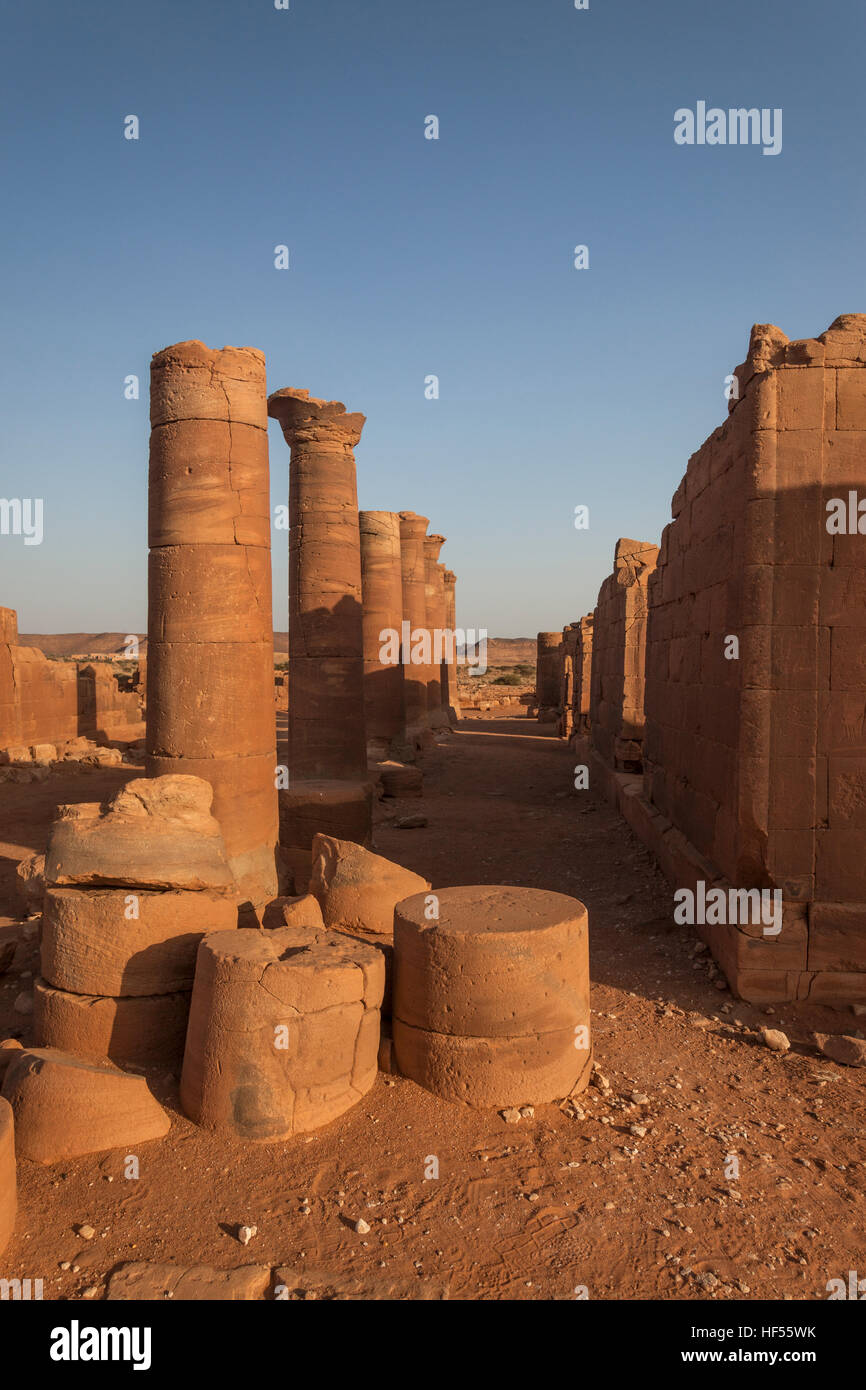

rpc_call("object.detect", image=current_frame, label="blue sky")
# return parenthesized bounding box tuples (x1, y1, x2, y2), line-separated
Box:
(0, 0, 863, 637)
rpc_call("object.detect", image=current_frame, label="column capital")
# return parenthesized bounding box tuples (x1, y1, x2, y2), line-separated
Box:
(267, 388, 365, 449)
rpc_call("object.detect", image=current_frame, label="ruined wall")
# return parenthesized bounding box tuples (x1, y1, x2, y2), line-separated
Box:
(643, 314, 866, 1004)
(573, 614, 594, 737)
(1, 608, 79, 750)
(589, 540, 658, 772)
(77, 664, 145, 743)
(558, 623, 580, 738)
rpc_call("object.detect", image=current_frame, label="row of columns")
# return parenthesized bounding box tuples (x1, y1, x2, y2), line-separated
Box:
(146, 344, 460, 906)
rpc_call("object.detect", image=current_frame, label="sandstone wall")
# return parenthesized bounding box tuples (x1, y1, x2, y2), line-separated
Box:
(589, 540, 658, 772)
(1, 609, 79, 749)
(641, 314, 866, 1004)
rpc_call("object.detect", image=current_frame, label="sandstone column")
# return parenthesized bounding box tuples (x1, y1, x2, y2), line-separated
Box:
(398, 512, 432, 743)
(443, 570, 462, 722)
(146, 340, 278, 905)
(424, 535, 449, 729)
(536, 631, 563, 718)
(359, 511, 407, 760)
(268, 389, 372, 878)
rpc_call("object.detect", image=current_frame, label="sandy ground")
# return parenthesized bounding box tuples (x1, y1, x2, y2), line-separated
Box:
(1, 714, 864, 1301)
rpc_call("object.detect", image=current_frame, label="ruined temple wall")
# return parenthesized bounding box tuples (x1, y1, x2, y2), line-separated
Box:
(0, 609, 80, 749)
(574, 615, 594, 736)
(642, 314, 866, 1003)
(588, 540, 658, 772)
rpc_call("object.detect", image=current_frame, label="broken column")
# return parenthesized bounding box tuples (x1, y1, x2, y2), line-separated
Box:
(268, 390, 372, 886)
(398, 512, 432, 742)
(535, 632, 563, 721)
(392, 885, 591, 1106)
(35, 775, 236, 1069)
(359, 511, 407, 759)
(180, 926, 384, 1139)
(146, 340, 279, 905)
(424, 535, 448, 728)
(442, 570, 462, 722)
(589, 539, 658, 772)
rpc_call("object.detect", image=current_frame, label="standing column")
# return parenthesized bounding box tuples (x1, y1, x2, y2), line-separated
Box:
(535, 631, 563, 720)
(268, 389, 372, 879)
(443, 570, 462, 723)
(146, 340, 278, 906)
(424, 534, 449, 729)
(398, 512, 432, 744)
(360, 510, 407, 760)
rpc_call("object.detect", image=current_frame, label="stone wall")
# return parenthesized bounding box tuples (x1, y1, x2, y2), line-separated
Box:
(639, 315, 866, 1004)
(589, 540, 658, 773)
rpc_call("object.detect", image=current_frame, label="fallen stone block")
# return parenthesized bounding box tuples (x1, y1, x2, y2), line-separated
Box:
(106, 1262, 271, 1301)
(44, 775, 233, 891)
(814, 1032, 866, 1067)
(41, 886, 238, 996)
(310, 834, 430, 940)
(0, 1096, 15, 1256)
(260, 894, 324, 931)
(1, 1048, 170, 1163)
(0, 1039, 23, 1084)
(374, 763, 423, 798)
(34, 978, 191, 1069)
(15, 853, 45, 915)
(30, 743, 57, 766)
(181, 926, 384, 1140)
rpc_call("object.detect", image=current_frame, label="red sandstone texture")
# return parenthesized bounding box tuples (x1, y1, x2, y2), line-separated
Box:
(147, 341, 279, 905)
(398, 512, 432, 740)
(589, 539, 658, 773)
(359, 510, 407, 759)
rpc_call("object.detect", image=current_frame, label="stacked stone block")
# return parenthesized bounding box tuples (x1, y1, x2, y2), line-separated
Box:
(642, 314, 866, 1004)
(0, 608, 79, 752)
(146, 340, 279, 905)
(392, 885, 591, 1107)
(589, 539, 658, 772)
(34, 776, 237, 1068)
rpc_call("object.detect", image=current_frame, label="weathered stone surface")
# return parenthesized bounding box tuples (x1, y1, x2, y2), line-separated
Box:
(374, 762, 423, 798)
(268, 388, 368, 801)
(34, 978, 191, 1069)
(106, 1262, 271, 1301)
(392, 885, 591, 1107)
(15, 852, 45, 915)
(590, 539, 658, 770)
(360, 511, 406, 758)
(392, 1019, 592, 1108)
(310, 835, 430, 940)
(0, 1096, 15, 1256)
(44, 776, 233, 891)
(181, 927, 383, 1140)
(424, 535, 449, 728)
(0, 1039, 23, 1085)
(41, 886, 238, 996)
(279, 779, 374, 855)
(1, 1048, 170, 1163)
(536, 632, 563, 713)
(815, 1032, 866, 1067)
(147, 340, 279, 905)
(261, 894, 324, 930)
(398, 512, 431, 737)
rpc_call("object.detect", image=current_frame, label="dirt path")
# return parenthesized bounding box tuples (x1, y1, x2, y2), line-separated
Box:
(1, 716, 864, 1300)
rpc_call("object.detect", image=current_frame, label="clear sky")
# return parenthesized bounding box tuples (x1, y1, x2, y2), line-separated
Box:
(0, 0, 863, 638)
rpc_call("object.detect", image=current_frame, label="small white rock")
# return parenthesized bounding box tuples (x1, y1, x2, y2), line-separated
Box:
(354, 1218, 371, 1235)
(237, 1224, 257, 1246)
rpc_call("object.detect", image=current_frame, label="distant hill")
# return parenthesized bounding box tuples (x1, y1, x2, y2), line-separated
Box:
(18, 633, 147, 658)
(19, 632, 538, 666)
